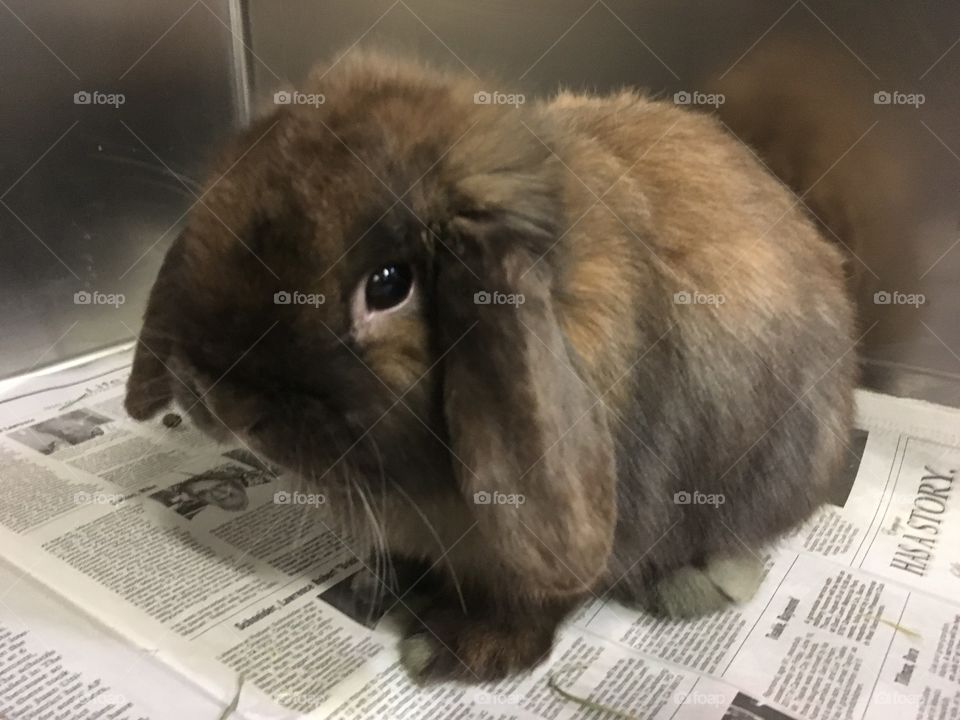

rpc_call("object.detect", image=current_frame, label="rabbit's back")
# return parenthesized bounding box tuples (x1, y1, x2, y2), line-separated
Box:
(543, 91, 856, 589)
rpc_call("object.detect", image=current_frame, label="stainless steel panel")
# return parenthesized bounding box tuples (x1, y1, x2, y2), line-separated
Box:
(0, 0, 246, 379)
(245, 0, 960, 405)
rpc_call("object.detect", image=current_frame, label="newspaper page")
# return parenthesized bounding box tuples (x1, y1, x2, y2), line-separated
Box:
(0, 555, 225, 719)
(0, 346, 958, 720)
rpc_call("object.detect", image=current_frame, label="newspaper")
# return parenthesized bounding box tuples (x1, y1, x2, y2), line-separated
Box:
(0, 345, 958, 720)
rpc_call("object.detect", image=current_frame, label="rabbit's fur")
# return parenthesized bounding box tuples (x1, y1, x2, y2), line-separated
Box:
(125, 52, 856, 683)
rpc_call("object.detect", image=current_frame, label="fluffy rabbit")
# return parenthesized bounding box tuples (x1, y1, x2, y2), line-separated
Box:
(125, 51, 856, 683)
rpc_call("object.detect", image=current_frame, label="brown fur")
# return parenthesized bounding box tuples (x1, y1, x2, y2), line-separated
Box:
(125, 51, 856, 683)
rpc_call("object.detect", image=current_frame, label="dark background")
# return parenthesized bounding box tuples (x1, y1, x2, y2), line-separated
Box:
(2, 0, 959, 405)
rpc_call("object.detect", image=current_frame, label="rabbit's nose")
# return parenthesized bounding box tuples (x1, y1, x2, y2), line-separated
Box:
(161, 354, 231, 439)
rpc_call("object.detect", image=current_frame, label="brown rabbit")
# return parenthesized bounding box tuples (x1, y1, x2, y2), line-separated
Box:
(125, 51, 856, 683)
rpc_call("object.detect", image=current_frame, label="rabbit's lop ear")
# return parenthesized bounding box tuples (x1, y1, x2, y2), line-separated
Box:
(436, 210, 617, 596)
(126, 333, 174, 420)
(124, 233, 186, 421)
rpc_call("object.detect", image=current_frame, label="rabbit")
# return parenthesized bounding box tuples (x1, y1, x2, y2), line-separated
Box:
(124, 51, 857, 684)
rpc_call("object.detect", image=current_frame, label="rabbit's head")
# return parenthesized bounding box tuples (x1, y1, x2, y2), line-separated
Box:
(125, 53, 617, 593)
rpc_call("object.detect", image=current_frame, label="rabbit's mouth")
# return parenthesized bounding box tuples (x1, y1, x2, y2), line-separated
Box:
(165, 355, 346, 467)
(162, 350, 451, 497)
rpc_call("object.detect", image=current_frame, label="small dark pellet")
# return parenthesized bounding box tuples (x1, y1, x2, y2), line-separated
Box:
(162, 412, 182, 428)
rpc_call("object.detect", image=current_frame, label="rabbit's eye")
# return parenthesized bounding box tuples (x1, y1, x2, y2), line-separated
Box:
(365, 262, 413, 311)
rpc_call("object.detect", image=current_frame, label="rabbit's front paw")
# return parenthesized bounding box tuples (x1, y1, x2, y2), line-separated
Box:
(399, 597, 575, 683)
(399, 612, 552, 683)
